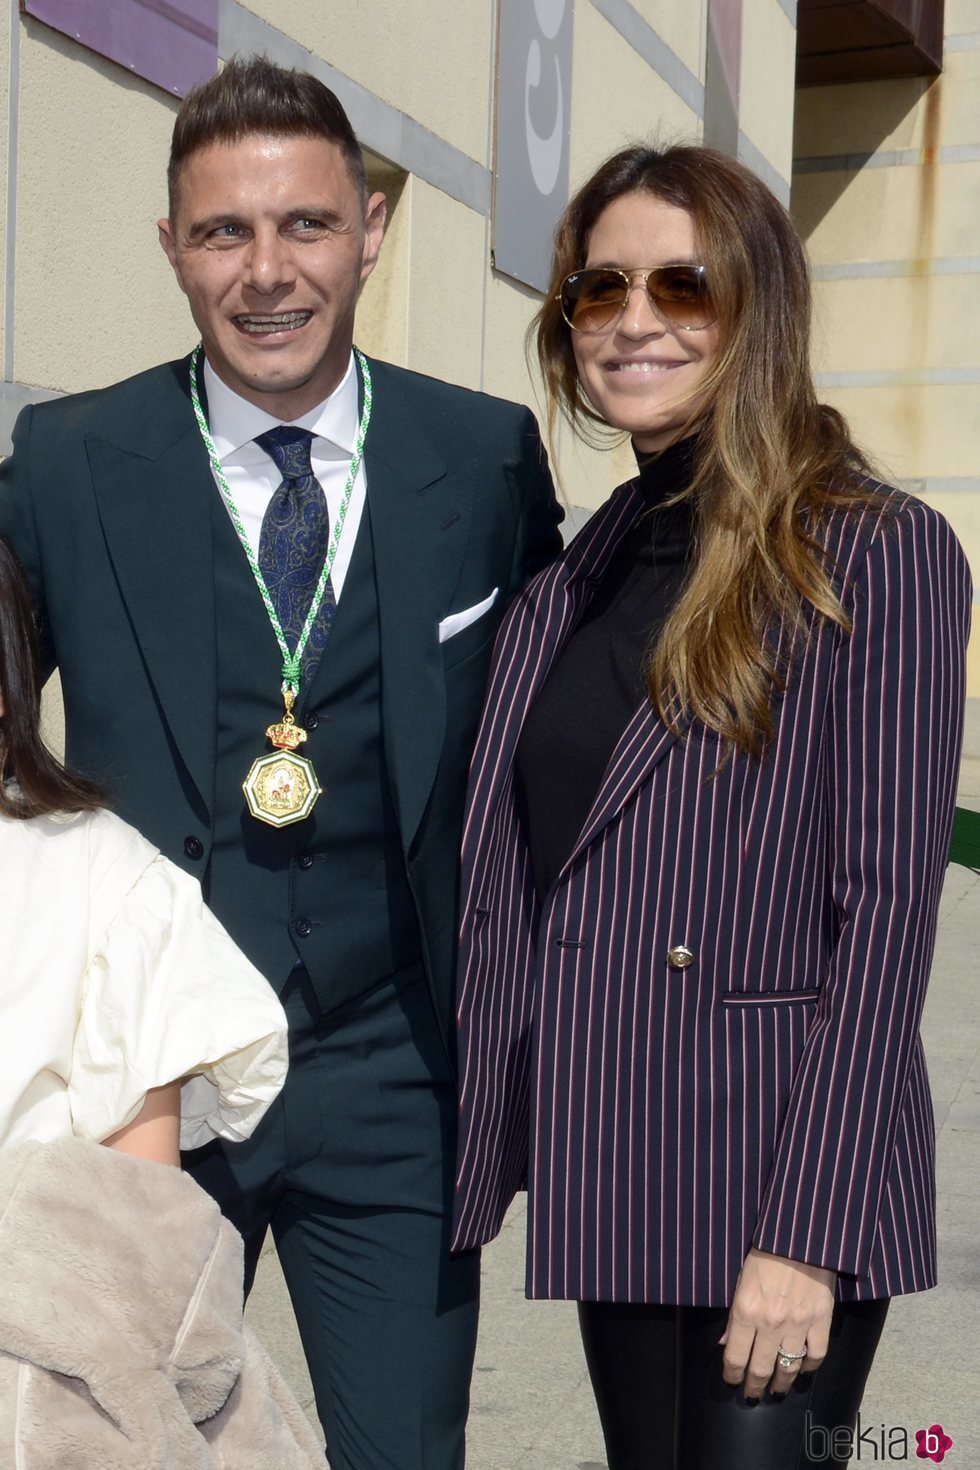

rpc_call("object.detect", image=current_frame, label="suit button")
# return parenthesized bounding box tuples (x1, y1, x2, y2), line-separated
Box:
(295, 917, 313, 938)
(666, 945, 694, 970)
(304, 712, 319, 731)
(297, 851, 315, 870)
(183, 835, 204, 860)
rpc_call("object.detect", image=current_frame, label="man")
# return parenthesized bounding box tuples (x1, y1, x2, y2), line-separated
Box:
(0, 56, 561, 1470)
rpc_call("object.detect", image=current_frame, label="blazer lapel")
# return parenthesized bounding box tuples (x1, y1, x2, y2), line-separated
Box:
(465, 473, 689, 895)
(565, 703, 680, 865)
(360, 360, 470, 852)
(470, 485, 646, 817)
(86, 357, 217, 817)
(551, 484, 687, 867)
(463, 477, 647, 867)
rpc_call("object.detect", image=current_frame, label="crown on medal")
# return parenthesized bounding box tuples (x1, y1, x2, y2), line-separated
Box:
(266, 721, 308, 751)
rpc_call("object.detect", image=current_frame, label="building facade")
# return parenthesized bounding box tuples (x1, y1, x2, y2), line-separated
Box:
(1, 0, 975, 713)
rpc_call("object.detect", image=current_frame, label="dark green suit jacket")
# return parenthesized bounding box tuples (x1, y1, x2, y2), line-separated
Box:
(0, 352, 562, 1047)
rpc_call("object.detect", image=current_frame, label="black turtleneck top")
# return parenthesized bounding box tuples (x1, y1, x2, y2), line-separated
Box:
(516, 437, 696, 903)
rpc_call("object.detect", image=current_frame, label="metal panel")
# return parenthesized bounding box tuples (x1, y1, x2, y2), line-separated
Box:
(492, 0, 574, 293)
(704, 0, 743, 156)
(22, 0, 218, 98)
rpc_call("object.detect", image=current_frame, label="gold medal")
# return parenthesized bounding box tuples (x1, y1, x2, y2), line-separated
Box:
(243, 691, 322, 828)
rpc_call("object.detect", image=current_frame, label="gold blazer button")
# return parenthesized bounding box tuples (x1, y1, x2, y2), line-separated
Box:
(666, 945, 695, 970)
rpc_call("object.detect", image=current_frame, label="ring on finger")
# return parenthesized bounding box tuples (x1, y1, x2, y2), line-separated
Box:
(776, 1345, 807, 1370)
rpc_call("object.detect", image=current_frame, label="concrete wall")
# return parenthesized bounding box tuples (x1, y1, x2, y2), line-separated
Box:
(792, 1, 980, 704)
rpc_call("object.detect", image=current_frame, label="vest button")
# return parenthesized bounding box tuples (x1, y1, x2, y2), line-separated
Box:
(183, 835, 204, 860)
(304, 712, 319, 731)
(666, 945, 694, 970)
(297, 851, 315, 870)
(295, 917, 313, 938)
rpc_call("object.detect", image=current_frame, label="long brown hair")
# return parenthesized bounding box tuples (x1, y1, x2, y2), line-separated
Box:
(0, 537, 103, 818)
(535, 145, 878, 757)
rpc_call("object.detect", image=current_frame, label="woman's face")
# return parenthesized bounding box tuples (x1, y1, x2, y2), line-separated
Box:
(571, 191, 720, 452)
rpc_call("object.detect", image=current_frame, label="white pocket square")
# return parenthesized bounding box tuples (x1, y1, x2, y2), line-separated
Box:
(438, 587, 500, 644)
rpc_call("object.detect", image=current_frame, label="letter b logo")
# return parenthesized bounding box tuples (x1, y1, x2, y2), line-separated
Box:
(805, 1415, 829, 1459)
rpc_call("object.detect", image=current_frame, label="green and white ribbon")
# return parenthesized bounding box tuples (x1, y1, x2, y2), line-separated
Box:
(189, 344, 373, 696)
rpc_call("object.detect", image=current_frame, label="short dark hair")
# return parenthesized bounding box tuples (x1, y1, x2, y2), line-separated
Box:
(0, 536, 103, 818)
(167, 54, 368, 219)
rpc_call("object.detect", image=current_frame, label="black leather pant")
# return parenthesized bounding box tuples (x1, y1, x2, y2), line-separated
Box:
(578, 1297, 889, 1469)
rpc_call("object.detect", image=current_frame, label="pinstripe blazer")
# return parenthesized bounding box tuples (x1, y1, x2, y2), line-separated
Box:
(452, 476, 971, 1306)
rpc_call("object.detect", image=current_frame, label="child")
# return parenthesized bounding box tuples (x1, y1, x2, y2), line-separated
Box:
(0, 534, 322, 1466)
(0, 532, 288, 1160)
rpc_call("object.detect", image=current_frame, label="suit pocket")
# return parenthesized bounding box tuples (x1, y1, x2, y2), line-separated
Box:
(719, 990, 820, 1008)
(440, 613, 501, 674)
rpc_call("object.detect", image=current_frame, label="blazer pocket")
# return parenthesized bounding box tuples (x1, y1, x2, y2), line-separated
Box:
(719, 990, 821, 1008)
(438, 588, 500, 644)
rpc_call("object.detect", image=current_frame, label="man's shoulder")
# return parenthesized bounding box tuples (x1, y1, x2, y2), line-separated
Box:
(365, 357, 535, 429)
(24, 356, 193, 437)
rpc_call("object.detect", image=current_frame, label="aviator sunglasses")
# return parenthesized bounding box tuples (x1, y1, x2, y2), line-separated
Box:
(558, 264, 716, 334)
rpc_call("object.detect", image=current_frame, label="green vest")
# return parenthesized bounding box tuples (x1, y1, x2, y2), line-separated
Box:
(207, 491, 421, 1010)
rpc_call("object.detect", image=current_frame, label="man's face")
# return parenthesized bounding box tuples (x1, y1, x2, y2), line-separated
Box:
(159, 133, 385, 419)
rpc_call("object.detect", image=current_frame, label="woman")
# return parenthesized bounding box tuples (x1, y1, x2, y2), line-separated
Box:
(451, 147, 970, 1469)
(0, 534, 321, 1466)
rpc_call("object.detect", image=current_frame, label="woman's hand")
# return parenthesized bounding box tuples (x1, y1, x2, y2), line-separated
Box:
(719, 1248, 836, 1399)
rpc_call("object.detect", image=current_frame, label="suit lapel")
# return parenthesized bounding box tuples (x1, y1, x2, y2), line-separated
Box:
(86, 356, 217, 816)
(360, 359, 470, 852)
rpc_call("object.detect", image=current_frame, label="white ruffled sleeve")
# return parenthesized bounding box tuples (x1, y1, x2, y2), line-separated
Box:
(70, 852, 288, 1150)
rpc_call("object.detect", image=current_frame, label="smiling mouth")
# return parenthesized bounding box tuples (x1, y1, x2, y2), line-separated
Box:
(235, 311, 312, 335)
(606, 359, 686, 373)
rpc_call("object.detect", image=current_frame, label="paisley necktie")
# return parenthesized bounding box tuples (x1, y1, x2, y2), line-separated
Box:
(255, 425, 338, 686)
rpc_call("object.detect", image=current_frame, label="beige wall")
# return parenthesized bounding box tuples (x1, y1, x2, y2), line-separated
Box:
(629, 0, 705, 81)
(11, 17, 187, 392)
(571, 2, 700, 177)
(740, 0, 797, 184)
(240, 0, 495, 169)
(792, 11, 980, 698)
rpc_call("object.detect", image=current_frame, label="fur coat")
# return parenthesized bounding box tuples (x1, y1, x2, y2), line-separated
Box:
(0, 1137, 323, 1467)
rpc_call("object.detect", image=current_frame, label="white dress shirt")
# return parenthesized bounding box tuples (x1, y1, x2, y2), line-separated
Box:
(202, 353, 367, 600)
